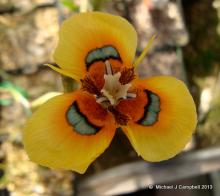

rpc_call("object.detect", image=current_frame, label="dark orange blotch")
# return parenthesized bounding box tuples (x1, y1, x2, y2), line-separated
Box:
(76, 91, 109, 126)
(115, 88, 148, 122)
(86, 59, 125, 90)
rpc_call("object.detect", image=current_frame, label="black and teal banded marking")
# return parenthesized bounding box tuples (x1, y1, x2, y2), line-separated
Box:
(66, 102, 101, 135)
(85, 45, 121, 69)
(138, 90, 161, 126)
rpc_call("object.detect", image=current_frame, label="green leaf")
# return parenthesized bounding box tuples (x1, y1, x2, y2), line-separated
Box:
(0, 81, 29, 98)
(0, 98, 12, 106)
(61, 0, 79, 11)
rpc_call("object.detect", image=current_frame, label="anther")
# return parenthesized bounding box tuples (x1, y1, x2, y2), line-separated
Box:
(81, 76, 101, 96)
(119, 67, 135, 85)
(108, 106, 130, 125)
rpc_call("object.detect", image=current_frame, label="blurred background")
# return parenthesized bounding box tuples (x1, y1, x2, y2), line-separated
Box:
(0, 0, 220, 195)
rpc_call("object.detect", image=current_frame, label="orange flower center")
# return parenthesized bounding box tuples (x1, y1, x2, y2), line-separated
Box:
(96, 60, 135, 106)
(81, 61, 136, 108)
(81, 60, 137, 125)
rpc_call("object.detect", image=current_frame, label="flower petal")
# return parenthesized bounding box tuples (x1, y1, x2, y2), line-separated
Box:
(23, 91, 116, 173)
(115, 87, 148, 122)
(122, 76, 197, 162)
(53, 12, 137, 81)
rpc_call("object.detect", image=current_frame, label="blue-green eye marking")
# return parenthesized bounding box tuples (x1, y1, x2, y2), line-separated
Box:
(66, 102, 101, 135)
(85, 45, 121, 69)
(138, 90, 161, 126)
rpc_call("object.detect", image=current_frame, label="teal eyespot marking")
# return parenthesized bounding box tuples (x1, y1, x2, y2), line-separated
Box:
(138, 90, 160, 126)
(66, 102, 101, 135)
(85, 45, 121, 69)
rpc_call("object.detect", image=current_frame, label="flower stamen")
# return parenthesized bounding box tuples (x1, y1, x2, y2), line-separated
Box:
(101, 61, 131, 105)
(108, 106, 130, 125)
(81, 76, 101, 96)
(81, 60, 137, 111)
(119, 67, 135, 85)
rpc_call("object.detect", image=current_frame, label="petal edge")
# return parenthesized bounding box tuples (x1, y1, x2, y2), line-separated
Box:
(122, 76, 197, 162)
(23, 91, 116, 173)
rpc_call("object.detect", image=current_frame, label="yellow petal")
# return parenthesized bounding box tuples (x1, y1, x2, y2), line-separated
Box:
(122, 76, 197, 162)
(53, 12, 137, 81)
(23, 91, 116, 173)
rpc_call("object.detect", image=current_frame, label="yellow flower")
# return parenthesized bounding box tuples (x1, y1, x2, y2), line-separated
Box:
(23, 12, 197, 174)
